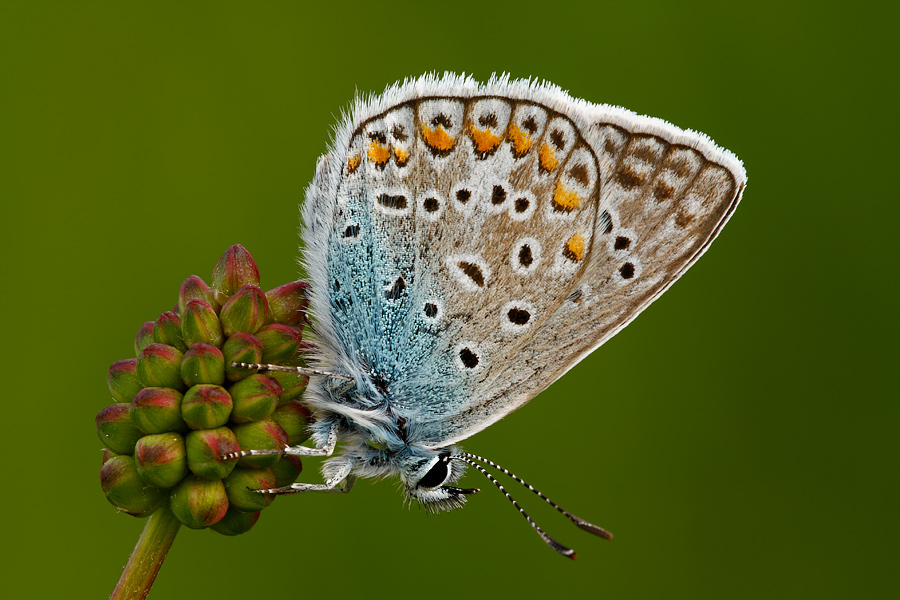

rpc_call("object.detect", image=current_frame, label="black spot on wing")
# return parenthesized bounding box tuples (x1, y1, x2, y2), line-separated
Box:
(459, 347, 479, 369)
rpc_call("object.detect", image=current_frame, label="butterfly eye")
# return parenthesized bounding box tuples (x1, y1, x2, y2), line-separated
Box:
(417, 458, 450, 489)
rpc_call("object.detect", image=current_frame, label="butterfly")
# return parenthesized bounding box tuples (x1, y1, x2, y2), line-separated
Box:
(232, 73, 746, 558)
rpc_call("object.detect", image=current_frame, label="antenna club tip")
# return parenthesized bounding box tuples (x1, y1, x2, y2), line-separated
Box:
(568, 551, 577, 560)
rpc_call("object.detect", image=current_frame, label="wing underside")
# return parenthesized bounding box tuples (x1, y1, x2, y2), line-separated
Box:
(299, 75, 746, 449)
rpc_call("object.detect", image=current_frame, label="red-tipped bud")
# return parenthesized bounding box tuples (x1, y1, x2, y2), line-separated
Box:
(181, 299, 224, 348)
(181, 384, 232, 430)
(137, 343, 185, 390)
(96, 403, 143, 455)
(103, 244, 315, 530)
(212, 244, 260, 305)
(102, 448, 118, 465)
(224, 467, 277, 512)
(101, 455, 167, 517)
(134, 321, 155, 356)
(134, 433, 187, 488)
(185, 427, 240, 480)
(179, 275, 219, 315)
(231, 418, 289, 469)
(229, 374, 281, 423)
(152, 311, 186, 351)
(272, 454, 303, 487)
(257, 323, 303, 364)
(267, 370, 309, 403)
(211, 508, 260, 536)
(222, 333, 263, 383)
(180, 343, 225, 387)
(130, 387, 185, 434)
(266, 281, 310, 326)
(169, 476, 229, 529)
(270, 400, 312, 445)
(220, 285, 271, 337)
(107, 359, 143, 403)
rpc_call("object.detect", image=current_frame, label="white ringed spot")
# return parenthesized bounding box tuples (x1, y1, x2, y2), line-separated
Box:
(500, 300, 537, 334)
(446, 254, 491, 291)
(511, 237, 542, 276)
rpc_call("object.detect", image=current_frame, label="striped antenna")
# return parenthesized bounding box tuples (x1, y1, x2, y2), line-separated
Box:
(452, 453, 612, 559)
(461, 453, 613, 539)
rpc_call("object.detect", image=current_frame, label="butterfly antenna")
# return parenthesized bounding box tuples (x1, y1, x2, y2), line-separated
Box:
(231, 361, 355, 382)
(460, 452, 613, 541)
(452, 455, 578, 559)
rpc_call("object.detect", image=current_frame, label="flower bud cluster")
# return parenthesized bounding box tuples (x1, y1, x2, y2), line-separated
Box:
(98, 245, 312, 534)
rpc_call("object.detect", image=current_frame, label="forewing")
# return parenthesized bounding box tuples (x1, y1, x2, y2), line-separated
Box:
(300, 75, 745, 449)
(426, 109, 746, 447)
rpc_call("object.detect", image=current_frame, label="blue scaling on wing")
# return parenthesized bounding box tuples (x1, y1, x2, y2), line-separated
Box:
(326, 125, 470, 446)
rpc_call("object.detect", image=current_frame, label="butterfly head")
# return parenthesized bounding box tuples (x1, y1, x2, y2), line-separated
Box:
(399, 449, 479, 512)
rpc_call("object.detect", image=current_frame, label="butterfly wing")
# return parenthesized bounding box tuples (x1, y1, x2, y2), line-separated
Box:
(300, 74, 745, 448)
(430, 112, 746, 446)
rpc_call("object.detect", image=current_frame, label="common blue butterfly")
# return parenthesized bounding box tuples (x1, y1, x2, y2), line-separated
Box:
(232, 73, 746, 558)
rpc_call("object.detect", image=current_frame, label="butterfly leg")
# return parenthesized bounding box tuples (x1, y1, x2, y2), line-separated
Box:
(223, 423, 339, 461)
(281, 424, 339, 457)
(258, 461, 356, 496)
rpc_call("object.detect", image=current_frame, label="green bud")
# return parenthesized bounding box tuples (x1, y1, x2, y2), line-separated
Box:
(152, 311, 186, 351)
(135, 433, 187, 488)
(181, 384, 232, 429)
(231, 418, 289, 469)
(224, 467, 276, 512)
(137, 343, 185, 390)
(266, 281, 310, 326)
(257, 323, 303, 364)
(268, 369, 309, 403)
(229, 374, 281, 423)
(103, 245, 324, 534)
(107, 358, 143, 403)
(180, 342, 226, 387)
(222, 333, 263, 383)
(210, 508, 260, 536)
(270, 400, 312, 445)
(134, 321, 155, 356)
(212, 244, 260, 306)
(185, 427, 240, 480)
(102, 448, 118, 465)
(179, 275, 219, 315)
(101, 455, 167, 517)
(130, 387, 185, 434)
(220, 285, 271, 337)
(96, 403, 143, 455)
(169, 476, 229, 529)
(181, 299, 224, 348)
(272, 454, 303, 487)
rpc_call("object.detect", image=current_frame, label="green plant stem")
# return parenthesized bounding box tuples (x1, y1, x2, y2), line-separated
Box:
(110, 505, 181, 600)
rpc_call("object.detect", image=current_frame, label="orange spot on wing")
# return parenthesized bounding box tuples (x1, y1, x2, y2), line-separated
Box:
(393, 145, 409, 165)
(564, 233, 585, 262)
(347, 154, 361, 173)
(539, 143, 559, 171)
(553, 182, 582, 211)
(508, 122, 533, 155)
(470, 126, 502, 153)
(368, 141, 391, 165)
(422, 125, 455, 151)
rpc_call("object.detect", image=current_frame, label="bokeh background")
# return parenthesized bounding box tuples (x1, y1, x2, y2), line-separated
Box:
(3, 1, 896, 598)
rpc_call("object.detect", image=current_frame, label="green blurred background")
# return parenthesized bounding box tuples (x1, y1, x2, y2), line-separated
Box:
(2, 1, 896, 598)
